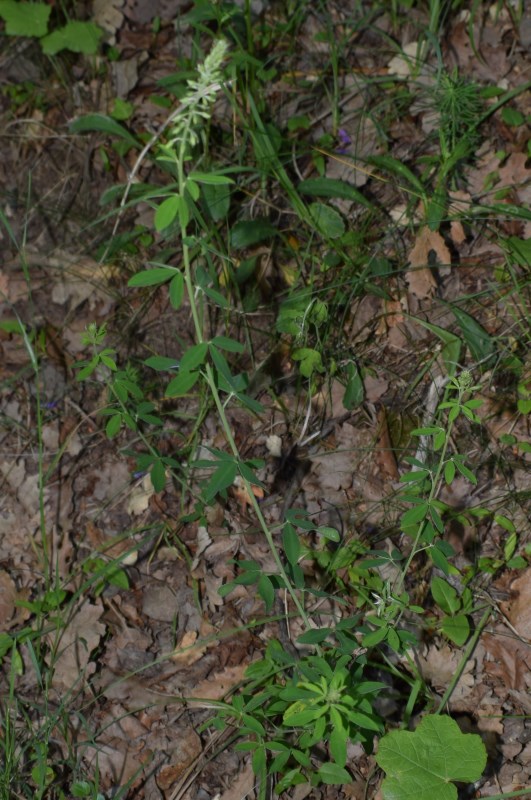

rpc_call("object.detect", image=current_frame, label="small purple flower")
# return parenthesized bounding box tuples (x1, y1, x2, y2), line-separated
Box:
(336, 128, 352, 154)
(43, 400, 59, 409)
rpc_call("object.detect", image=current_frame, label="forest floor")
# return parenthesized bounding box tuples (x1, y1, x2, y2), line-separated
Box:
(0, 1, 530, 799)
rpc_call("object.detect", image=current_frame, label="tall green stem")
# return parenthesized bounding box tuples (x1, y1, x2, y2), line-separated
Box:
(171, 53, 312, 630)
(395, 379, 468, 596)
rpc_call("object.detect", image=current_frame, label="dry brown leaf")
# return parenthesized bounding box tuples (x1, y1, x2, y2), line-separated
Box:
(364, 375, 389, 403)
(387, 42, 421, 77)
(498, 153, 531, 206)
(478, 716, 504, 736)
(448, 190, 472, 245)
(203, 572, 226, 610)
(126, 473, 155, 516)
(0, 569, 16, 627)
(172, 631, 207, 666)
(501, 569, 531, 641)
(467, 151, 531, 205)
(141, 583, 177, 622)
(312, 448, 354, 492)
(475, 394, 530, 447)
(379, 297, 405, 332)
(192, 664, 248, 700)
(483, 631, 531, 691)
(0, 269, 8, 297)
(81, 739, 149, 792)
(407, 227, 451, 299)
(86, 520, 138, 566)
(410, 643, 475, 696)
(48, 599, 106, 691)
(93, 0, 124, 40)
(49, 252, 111, 311)
(217, 761, 255, 800)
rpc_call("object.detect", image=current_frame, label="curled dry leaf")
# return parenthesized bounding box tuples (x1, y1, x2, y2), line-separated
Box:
(405, 643, 475, 697)
(374, 406, 400, 482)
(86, 520, 138, 566)
(483, 631, 531, 691)
(126, 472, 155, 516)
(172, 630, 207, 666)
(407, 226, 451, 299)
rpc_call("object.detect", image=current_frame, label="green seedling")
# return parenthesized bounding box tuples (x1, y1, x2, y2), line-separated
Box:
(209, 644, 384, 798)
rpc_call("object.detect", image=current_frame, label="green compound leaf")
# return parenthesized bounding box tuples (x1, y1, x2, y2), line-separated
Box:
(203, 459, 238, 502)
(188, 172, 234, 185)
(155, 194, 189, 231)
(169, 271, 184, 308)
(503, 235, 531, 267)
(368, 154, 426, 198)
(376, 715, 487, 800)
(257, 574, 275, 613)
(144, 356, 179, 371)
(292, 347, 324, 377)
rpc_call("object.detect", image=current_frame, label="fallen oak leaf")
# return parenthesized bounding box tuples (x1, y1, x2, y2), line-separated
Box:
(407, 227, 451, 299)
(171, 631, 207, 666)
(47, 598, 106, 691)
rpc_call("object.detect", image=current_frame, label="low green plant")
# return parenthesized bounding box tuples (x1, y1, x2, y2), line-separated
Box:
(15, 0, 524, 795)
(207, 642, 385, 796)
(64, 16, 531, 790)
(0, 1, 102, 55)
(200, 368, 528, 794)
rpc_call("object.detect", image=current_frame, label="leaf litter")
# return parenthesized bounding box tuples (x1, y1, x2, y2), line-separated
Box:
(0, 1, 530, 798)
